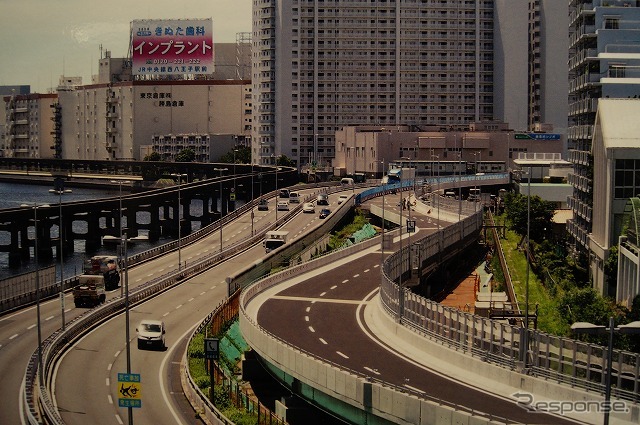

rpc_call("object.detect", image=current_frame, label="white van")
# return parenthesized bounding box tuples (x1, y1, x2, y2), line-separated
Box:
(341, 177, 354, 186)
(289, 191, 300, 203)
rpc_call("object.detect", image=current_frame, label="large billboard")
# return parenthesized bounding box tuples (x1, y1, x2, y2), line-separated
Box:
(131, 19, 214, 76)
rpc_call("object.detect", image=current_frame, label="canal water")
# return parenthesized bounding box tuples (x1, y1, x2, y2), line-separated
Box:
(0, 181, 216, 281)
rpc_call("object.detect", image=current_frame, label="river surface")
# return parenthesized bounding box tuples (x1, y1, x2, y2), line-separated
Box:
(0, 181, 216, 281)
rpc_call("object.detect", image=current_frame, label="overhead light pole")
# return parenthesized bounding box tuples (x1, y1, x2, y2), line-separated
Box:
(214, 168, 228, 253)
(111, 180, 131, 297)
(571, 319, 640, 425)
(21, 203, 50, 386)
(57, 188, 71, 330)
(170, 173, 187, 271)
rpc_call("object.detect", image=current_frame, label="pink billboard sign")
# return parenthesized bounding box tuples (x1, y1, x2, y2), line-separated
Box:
(131, 19, 214, 76)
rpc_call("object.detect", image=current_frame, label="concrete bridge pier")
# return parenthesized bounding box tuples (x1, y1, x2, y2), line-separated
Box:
(160, 203, 172, 237)
(125, 206, 138, 238)
(84, 212, 102, 252)
(60, 213, 74, 255)
(147, 201, 161, 242)
(8, 225, 21, 267)
(180, 195, 192, 237)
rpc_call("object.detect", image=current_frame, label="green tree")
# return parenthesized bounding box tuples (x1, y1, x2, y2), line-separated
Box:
(559, 287, 615, 328)
(274, 154, 295, 167)
(175, 148, 196, 162)
(504, 192, 555, 242)
(143, 151, 162, 161)
(603, 245, 618, 289)
(218, 146, 251, 163)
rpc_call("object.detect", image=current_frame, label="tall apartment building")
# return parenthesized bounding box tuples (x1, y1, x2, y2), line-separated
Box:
(2, 93, 57, 158)
(566, 0, 640, 283)
(252, 0, 568, 168)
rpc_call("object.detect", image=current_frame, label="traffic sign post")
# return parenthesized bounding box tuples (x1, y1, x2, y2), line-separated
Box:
(117, 373, 142, 408)
(204, 338, 219, 401)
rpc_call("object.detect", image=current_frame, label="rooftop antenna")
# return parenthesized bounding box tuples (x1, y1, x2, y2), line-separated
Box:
(100, 44, 103, 59)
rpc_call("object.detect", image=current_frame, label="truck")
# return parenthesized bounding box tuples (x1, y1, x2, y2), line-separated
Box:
(72, 255, 119, 308)
(83, 255, 120, 291)
(386, 167, 416, 184)
(263, 230, 289, 253)
(72, 275, 106, 308)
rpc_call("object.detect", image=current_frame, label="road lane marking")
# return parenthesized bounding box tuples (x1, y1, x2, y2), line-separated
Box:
(107, 363, 113, 371)
(364, 366, 380, 375)
(175, 304, 183, 309)
(308, 326, 315, 333)
(330, 285, 337, 290)
(106, 377, 110, 386)
(27, 324, 36, 330)
(304, 316, 309, 322)
(9, 333, 18, 339)
(108, 394, 113, 404)
(115, 350, 121, 357)
(115, 414, 123, 424)
(336, 351, 349, 359)
(188, 298, 194, 302)
(319, 338, 327, 345)
(305, 306, 311, 313)
(163, 312, 169, 317)
(200, 292, 206, 296)
(342, 279, 349, 283)
(373, 264, 379, 268)
(319, 292, 327, 297)
(45, 315, 54, 321)
(364, 269, 370, 273)
(353, 274, 360, 278)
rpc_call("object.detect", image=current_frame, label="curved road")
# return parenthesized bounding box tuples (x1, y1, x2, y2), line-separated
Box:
(51, 188, 336, 424)
(252, 196, 582, 425)
(0, 186, 322, 425)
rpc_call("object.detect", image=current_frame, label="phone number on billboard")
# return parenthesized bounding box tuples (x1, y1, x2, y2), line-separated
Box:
(148, 59, 201, 64)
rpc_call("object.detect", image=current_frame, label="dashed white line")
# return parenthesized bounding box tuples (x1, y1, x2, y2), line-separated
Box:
(319, 292, 327, 297)
(304, 316, 309, 322)
(353, 274, 360, 278)
(319, 338, 328, 345)
(342, 279, 349, 284)
(115, 350, 121, 357)
(308, 326, 315, 333)
(9, 334, 18, 340)
(64, 308, 72, 313)
(115, 414, 123, 424)
(188, 298, 194, 302)
(27, 324, 36, 330)
(330, 285, 337, 290)
(364, 269, 370, 273)
(163, 312, 169, 317)
(336, 351, 349, 359)
(45, 315, 54, 321)
(135, 278, 142, 282)
(147, 273, 154, 277)
(108, 394, 113, 404)
(175, 304, 183, 310)
(107, 363, 113, 371)
(200, 292, 206, 296)
(210, 285, 217, 290)
(305, 306, 311, 313)
(364, 366, 381, 375)
(373, 264, 379, 268)
(106, 377, 110, 386)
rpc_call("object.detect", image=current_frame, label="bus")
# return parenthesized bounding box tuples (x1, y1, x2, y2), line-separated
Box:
(468, 188, 481, 201)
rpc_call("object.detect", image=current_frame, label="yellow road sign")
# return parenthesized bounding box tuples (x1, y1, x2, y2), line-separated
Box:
(118, 373, 142, 408)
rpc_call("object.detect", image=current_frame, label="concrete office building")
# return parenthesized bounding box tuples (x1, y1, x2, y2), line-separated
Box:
(334, 123, 565, 181)
(51, 41, 251, 161)
(589, 99, 640, 299)
(252, 0, 568, 169)
(567, 0, 640, 268)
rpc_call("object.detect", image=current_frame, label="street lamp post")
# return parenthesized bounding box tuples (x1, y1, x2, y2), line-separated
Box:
(58, 188, 71, 330)
(432, 154, 440, 230)
(122, 230, 133, 425)
(571, 319, 640, 425)
(170, 173, 187, 271)
(21, 203, 50, 386)
(111, 180, 131, 297)
(214, 168, 228, 253)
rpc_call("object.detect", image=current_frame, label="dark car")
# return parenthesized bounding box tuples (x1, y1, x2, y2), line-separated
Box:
(319, 208, 331, 219)
(257, 198, 269, 211)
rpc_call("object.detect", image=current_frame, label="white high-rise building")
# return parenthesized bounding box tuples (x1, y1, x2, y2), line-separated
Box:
(252, 0, 569, 169)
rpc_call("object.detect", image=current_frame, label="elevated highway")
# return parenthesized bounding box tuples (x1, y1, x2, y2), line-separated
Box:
(239, 188, 639, 425)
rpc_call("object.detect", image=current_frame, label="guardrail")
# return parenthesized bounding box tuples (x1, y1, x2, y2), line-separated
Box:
(24, 181, 371, 424)
(380, 216, 640, 405)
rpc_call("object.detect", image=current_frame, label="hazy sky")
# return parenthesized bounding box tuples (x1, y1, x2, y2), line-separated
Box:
(0, 0, 252, 93)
